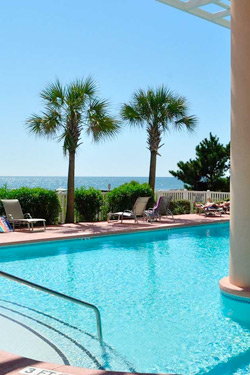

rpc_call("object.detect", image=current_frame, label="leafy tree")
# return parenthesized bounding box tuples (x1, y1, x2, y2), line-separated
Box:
(106, 181, 154, 212)
(27, 78, 119, 223)
(170, 133, 230, 191)
(121, 86, 197, 194)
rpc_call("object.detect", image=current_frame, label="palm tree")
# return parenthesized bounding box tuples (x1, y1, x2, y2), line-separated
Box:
(121, 86, 197, 194)
(27, 78, 120, 223)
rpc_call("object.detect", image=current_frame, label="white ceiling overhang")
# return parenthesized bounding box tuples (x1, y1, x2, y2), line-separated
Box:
(156, 0, 231, 29)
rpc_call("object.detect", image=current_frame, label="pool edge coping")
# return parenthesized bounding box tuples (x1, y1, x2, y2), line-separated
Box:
(0, 218, 230, 247)
(0, 349, 178, 375)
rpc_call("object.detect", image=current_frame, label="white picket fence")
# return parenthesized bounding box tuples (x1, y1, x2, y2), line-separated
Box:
(156, 189, 230, 213)
(56, 188, 230, 223)
(156, 189, 230, 202)
(56, 189, 68, 224)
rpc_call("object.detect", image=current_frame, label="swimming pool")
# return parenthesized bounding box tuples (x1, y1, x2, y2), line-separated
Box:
(1, 223, 250, 375)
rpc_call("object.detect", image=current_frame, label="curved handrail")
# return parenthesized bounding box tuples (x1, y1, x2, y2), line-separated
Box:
(0, 270, 103, 342)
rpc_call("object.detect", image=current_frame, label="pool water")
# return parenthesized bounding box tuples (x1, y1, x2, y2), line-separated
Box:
(1, 223, 250, 375)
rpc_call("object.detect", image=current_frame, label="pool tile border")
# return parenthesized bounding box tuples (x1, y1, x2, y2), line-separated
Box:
(0, 215, 230, 247)
(221, 291, 250, 304)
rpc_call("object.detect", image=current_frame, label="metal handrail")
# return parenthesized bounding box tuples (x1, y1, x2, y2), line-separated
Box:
(0, 270, 103, 342)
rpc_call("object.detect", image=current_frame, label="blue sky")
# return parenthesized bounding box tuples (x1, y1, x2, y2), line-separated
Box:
(0, 0, 230, 177)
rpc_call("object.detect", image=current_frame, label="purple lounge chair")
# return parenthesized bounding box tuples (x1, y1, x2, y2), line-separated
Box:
(145, 196, 174, 222)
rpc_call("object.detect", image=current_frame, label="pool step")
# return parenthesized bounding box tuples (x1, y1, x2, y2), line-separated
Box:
(0, 309, 67, 365)
(0, 299, 135, 372)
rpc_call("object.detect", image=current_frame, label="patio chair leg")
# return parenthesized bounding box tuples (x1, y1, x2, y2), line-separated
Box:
(43, 221, 46, 231)
(168, 210, 174, 221)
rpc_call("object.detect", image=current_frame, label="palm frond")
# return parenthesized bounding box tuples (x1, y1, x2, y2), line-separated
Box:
(40, 79, 65, 108)
(133, 89, 152, 120)
(79, 76, 97, 96)
(26, 109, 62, 138)
(66, 77, 97, 109)
(121, 88, 154, 126)
(26, 114, 44, 135)
(122, 85, 198, 148)
(120, 104, 142, 126)
(174, 115, 198, 132)
(28, 77, 119, 155)
(166, 96, 187, 118)
(86, 98, 120, 142)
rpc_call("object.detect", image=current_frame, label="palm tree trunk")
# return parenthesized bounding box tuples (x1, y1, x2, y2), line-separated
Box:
(149, 150, 157, 195)
(65, 151, 75, 223)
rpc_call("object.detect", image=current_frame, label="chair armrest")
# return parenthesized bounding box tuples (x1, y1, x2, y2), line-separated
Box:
(24, 213, 32, 219)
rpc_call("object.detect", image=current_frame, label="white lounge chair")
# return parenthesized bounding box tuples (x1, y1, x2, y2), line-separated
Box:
(108, 197, 150, 223)
(2, 199, 46, 231)
(204, 206, 223, 216)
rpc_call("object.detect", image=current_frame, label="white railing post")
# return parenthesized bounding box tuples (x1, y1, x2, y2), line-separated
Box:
(156, 190, 161, 200)
(190, 192, 194, 214)
(183, 189, 188, 200)
(56, 188, 67, 224)
(206, 190, 211, 201)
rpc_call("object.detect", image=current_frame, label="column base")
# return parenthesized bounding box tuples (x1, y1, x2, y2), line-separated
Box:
(219, 276, 250, 299)
(220, 277, 250, 328)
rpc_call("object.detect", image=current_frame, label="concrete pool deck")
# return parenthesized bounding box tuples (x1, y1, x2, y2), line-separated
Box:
(0, 350, 175, 375)
(0, 214, 229, 246)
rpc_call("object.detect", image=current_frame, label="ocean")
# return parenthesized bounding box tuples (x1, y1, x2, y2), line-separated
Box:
(0, 176, 183, 191)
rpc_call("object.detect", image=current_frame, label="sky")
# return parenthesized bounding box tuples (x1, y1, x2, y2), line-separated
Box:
(0, 0, 230, 177)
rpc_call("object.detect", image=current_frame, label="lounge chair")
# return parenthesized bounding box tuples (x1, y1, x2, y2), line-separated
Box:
(196, 198, 223, 216)
(221, 201, 230, 214)
(145, 196, 174, 222)
(1, 199, 46, 231)
(107, 197, 150, 223)
(204, 205, 223, 216)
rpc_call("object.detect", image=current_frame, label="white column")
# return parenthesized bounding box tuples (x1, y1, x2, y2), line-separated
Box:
(229, 0, 250, 288)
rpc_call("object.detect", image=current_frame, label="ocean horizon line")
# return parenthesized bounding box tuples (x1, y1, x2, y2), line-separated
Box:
(0, 176, 184, 191)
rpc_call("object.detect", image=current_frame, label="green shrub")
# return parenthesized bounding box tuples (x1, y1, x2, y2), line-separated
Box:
(99, 199, 109, 221)
(0, 187, 60, 224)
(106, 181, 154, 212)
(169, 199, 190, 215)
(75, 187, 104, 221)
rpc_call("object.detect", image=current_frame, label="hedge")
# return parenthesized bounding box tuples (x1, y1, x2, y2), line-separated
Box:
(106, 181, 154, 213)
(0, 185, 192, 226)
(0, 186, 60, 225)
(169, 199, 190, 215)
(75, 187, 104, 221)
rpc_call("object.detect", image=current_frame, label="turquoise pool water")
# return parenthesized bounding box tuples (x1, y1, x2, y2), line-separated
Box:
(1, 223, 250, 375)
